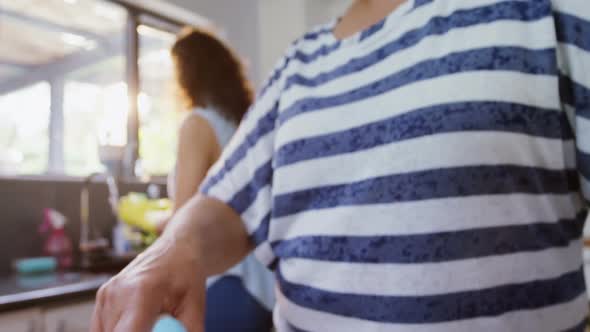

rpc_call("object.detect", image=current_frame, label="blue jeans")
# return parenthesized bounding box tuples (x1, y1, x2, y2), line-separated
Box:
(205, 275, 273, 332)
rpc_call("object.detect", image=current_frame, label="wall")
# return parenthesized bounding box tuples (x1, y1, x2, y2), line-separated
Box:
(257, 0, 307, 80)
(0, 177, 160, 274)
(164, 0, 263, 85)
(304, 0, 353, 29)
(256, 0, 354, 81)
(161, 0, 353, 84)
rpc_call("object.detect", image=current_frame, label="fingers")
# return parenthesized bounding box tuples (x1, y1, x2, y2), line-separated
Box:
(92, 282, 122, 332)
(92, 277, 164, 332)
(113, 306, 161, 332)
(88, 228, 209, 332)
(91, 280, 206, 332)
(90, 285, 106, 332)
(92, 280, 124, 332)
(176, 286, 206, 332)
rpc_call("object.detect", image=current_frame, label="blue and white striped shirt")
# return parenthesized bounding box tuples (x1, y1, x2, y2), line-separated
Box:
(201, 0, 590, 330)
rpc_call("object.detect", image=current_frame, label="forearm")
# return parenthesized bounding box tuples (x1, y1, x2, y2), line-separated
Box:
(162, 194, 253, 277)
(93, 195, 237, 331)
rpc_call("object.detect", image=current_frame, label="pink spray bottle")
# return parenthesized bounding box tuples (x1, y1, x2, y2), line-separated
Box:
(40, 209, 73, 269)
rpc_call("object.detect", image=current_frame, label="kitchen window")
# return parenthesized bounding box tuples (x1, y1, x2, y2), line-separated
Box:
(0, 0, 187, 178)
(137, 22, 180, 177)
(0, 82, 50, 174)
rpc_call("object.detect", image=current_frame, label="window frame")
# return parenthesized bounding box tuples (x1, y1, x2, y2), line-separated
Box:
(1, 0, 188, 180)
(109, 0, 187, 178)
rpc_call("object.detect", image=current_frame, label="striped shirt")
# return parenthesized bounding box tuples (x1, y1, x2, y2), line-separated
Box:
(200, 0, 590, 331)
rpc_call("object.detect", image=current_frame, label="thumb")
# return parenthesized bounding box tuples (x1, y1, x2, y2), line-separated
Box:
(175, 285, 206, 332)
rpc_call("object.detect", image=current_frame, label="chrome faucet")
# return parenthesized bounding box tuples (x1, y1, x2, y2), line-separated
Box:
(79, 173, 119, 252)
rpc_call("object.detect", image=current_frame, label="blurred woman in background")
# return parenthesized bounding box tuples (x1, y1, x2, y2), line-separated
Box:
(166, 27, 274, 332)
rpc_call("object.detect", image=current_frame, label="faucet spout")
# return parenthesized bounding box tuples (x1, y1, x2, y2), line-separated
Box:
(80, 173, 119, 251)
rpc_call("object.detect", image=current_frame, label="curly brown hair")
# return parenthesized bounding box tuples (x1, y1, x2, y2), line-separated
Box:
(171, 27, 253, 125)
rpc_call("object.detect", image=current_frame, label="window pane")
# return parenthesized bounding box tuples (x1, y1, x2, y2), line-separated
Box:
(0, 83, 50, 174)
(0, 0, 127, 176)
(63, 60, 127, 176)
(138, 24, 179, 177)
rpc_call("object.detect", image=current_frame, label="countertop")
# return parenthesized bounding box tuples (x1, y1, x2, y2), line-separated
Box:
(0, 272, 111, 312)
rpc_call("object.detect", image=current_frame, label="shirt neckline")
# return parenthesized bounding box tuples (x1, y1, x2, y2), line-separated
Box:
(326, 0, 415, 47)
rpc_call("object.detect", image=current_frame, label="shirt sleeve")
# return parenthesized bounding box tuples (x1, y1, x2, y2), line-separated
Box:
(199, 52, 294, 267)
(553, 0, 590, 200)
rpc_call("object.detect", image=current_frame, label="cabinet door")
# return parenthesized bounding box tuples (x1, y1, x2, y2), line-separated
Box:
(0, 308, 42, 332)
(43, 301, 95, 332)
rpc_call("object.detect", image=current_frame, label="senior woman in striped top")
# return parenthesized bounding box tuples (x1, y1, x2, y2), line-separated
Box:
(92, 0, 590, 331)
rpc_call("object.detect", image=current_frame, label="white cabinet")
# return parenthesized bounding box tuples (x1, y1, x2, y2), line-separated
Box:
(43, 301, 95, 332)
(0, 301, 95, 332)
(0, 308, 42, 332)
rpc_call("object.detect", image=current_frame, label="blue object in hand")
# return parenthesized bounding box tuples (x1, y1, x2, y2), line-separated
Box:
(153, 316, 187, 332)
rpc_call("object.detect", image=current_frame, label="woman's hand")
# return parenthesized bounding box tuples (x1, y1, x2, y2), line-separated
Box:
(91, 195, 251, 332)
(91, 234, 205, 332)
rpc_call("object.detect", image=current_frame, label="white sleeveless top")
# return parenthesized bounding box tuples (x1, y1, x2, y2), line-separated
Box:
(167, 107, 235, 198)
(193, 107, 236, 148)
